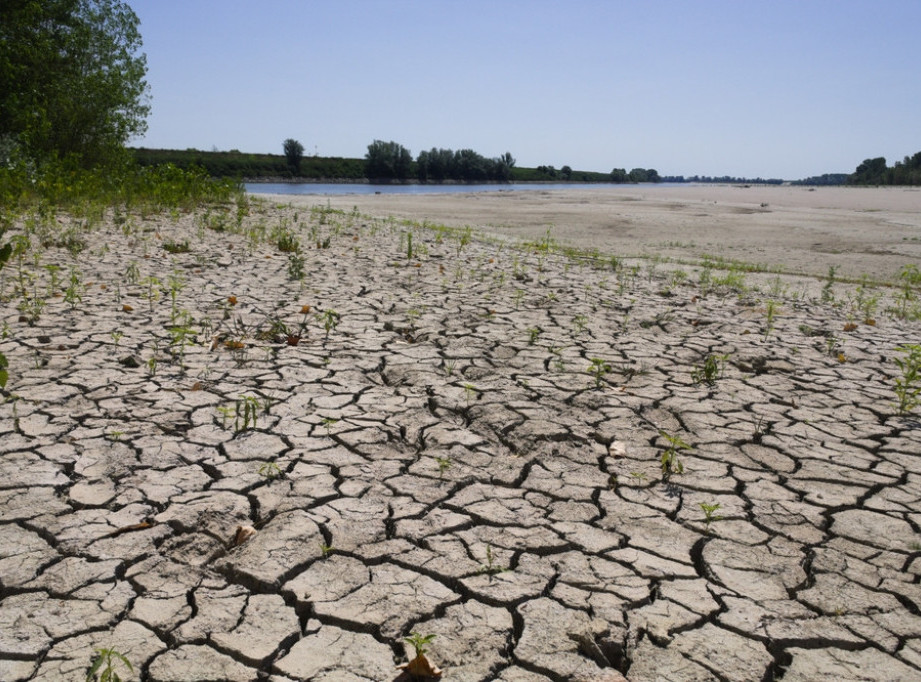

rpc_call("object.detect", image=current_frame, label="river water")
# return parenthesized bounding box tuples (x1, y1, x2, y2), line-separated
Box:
(245, 182, 643, 196)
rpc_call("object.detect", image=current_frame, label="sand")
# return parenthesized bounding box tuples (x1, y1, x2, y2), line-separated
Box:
(269, 184, 921, 281)
(1, 189, 920, 680)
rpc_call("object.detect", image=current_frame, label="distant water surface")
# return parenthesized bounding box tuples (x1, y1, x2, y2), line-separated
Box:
(245, 182, 663, 196)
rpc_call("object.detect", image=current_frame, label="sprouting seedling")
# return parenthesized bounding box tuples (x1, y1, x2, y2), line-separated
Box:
(463, 383, 477, 408)
(821, 265, 838, 303)
(456, 226, 472, 254)
(320, 416, 339, 435)
(659, 430, 691, 479)
(319, 542, 335, 559)
(404, 632, 436, 658)
(478, 544, 509, 577)
(442, 359, 456, 377)
(234, 395, 261, 431)
(167, 271, 184, 321)
(64, 266, 83, 309)
(435, 456, 452, 478)
(86, 647, 133, 682)
(125, 261, 140, 285)
(527, 327, 541, 345)
(258, 461, 282, 479)
(572, 313, 588, 334)
(691, 353, 728, 385)
(217, 405, 235, 429)
(894, 344, 921, 415)
(144, 276, 160, 312)
(587, 357, 612, 389)
(318, 308, 340, 337)
(763, 300, 779, 340)
(699, 502, 723, 532)
(110, 331, 123, 345)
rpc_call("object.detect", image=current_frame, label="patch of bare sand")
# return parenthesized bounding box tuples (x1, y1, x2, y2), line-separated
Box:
(269, 185, 921, 281)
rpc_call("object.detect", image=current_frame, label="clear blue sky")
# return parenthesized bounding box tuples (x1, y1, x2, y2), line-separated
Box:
(130, 0, 920, 180)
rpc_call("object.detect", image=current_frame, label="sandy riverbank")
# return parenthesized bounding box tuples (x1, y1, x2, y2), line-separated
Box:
(267, 184, 921, 281)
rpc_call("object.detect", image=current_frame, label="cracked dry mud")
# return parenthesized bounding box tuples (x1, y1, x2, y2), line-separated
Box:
(1, 197, 920, 682)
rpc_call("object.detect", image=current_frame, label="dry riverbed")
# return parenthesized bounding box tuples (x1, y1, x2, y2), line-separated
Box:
(1, 190, 921, 681)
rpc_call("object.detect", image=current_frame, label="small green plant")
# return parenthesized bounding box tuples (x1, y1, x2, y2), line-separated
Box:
(763, 300, 778, 339)
(319, 542, 335, 559)
(587, 357, 612, 389)
(64, 266, 83, 309)
(699, 502, 723, 532)
(527, 327, 541, 345)
(456, 226, 472, 255)
(894, 344, 921, 415)
(235, 395, 261, 431)
(320, 416, 339, 435)
(318, 308, 340, 337)
(463, 382, 477, 408)
(478, 544, 509, 576)
(163, 238, 190, 254)
(276, 231, 299, 253)
(125, 261, 140, 285)
(106, 430, 124, 441)
(86, 647, 133, 682)
(286, 251, 305, 281)
(572, 314, 588, 334)
(258, 461, 282, 479)
(442, 359, 456, 377)
(435, 456, 452, 478)
(821, 265, 838, 303)
(659, 430, 692, 479)
(691, 353, 728, 385)
(404, 632, 436, 657)
(217, 405, 235, 429)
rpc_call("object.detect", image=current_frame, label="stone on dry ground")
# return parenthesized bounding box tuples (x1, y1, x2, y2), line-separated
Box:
(0, 199, 919, 681)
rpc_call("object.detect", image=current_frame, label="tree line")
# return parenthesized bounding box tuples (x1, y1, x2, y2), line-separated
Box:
(848, 152, 921, 186)
(364, 139, 660, 184)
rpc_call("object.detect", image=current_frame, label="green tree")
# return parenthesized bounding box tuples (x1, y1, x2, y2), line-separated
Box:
(283, 138, 304, 175)
(365, 139, 412, 180)
(0, 0, 150, 167)
(561, 165, 573, 180)
(849, 157, 887, 185)
(610, 168, 628, 183)
(628, 168, 649, 182)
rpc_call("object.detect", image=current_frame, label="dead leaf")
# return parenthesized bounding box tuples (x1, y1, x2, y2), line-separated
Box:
(233, 525, 256, 546)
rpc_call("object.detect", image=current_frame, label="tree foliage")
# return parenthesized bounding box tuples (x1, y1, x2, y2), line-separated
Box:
(0, 0, 150, 167)
(282, 138, 304, 174)
(365, 140, 412, 181)
(848, 152, 921, 186)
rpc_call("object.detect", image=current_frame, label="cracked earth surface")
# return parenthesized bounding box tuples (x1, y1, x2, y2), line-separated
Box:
(1, 196, 920, 681)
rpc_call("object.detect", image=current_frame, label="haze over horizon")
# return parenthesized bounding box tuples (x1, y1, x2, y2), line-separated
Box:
(130, 0, 920, 180)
